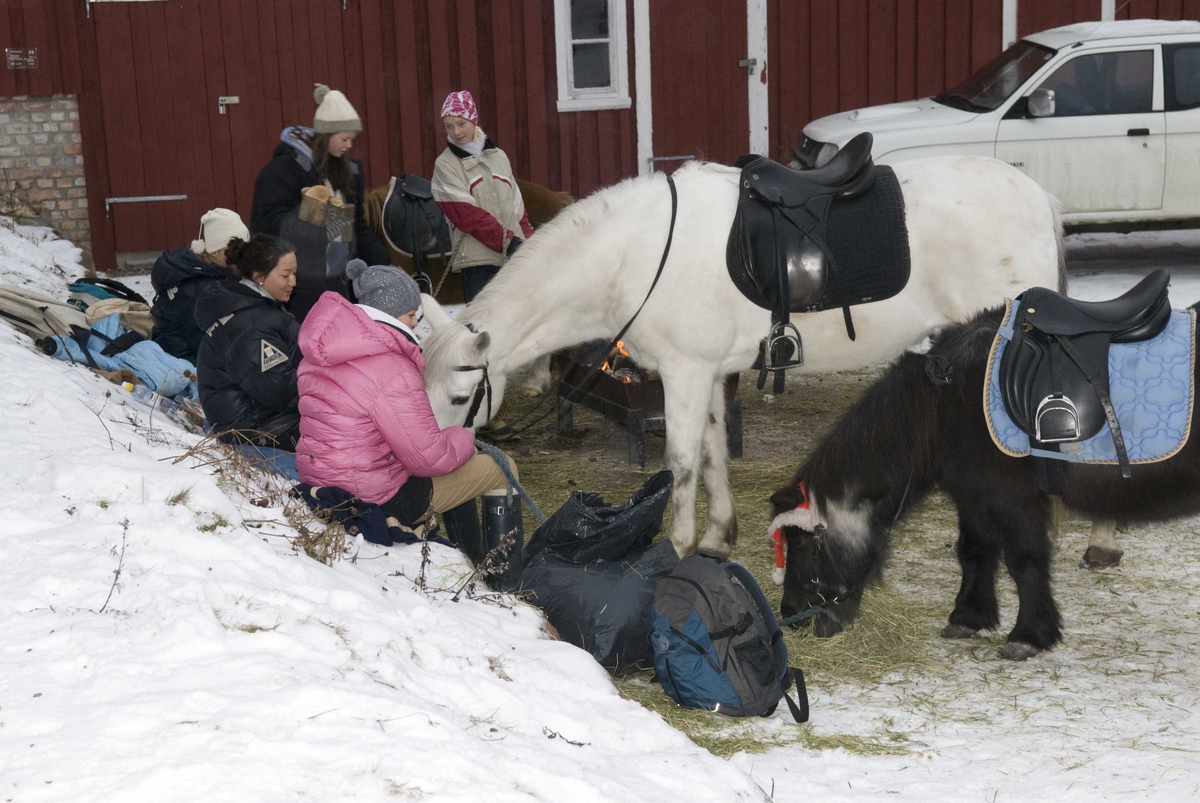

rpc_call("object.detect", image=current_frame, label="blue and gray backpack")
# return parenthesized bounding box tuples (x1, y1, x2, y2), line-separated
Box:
(650, 555, 809, 721)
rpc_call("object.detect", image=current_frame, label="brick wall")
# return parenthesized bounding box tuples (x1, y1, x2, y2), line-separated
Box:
(0, 95, 90, 264)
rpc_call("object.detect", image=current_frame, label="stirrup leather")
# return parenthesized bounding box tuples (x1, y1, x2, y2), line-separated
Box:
(1035, 393, 1081, 443)
(764, 321, 805, 371)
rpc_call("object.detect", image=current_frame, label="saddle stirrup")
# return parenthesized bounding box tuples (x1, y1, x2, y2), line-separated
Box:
(765, 321, 805, 371)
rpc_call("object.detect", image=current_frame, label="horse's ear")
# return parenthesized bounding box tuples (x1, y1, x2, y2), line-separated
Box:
(770, 484, 805, 513)
(421, 294, 452, 330)
(474, 331, 491, 352)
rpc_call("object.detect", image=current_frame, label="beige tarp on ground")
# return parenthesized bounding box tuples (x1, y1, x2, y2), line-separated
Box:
(83, 298, 154, 337)
(0, 285, 88, 339)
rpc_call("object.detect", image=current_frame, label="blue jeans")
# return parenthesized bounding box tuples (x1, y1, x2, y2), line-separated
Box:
(461, 265, 502, 303)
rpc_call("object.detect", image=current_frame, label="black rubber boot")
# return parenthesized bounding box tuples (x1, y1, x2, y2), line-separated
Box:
(442, 500, 486, 567)
(482, 491, 525, 592)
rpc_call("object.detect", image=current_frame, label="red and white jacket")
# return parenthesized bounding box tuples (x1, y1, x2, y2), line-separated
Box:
(432, 136, 532, 271)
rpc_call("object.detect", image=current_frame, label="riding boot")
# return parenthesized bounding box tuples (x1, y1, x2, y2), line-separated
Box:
(481, 490, 525, 592)
(442, 500, 486, 567)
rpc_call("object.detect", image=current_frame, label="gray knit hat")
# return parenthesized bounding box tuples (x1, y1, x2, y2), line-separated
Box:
(346, 259, 421, 319)
(313, 84, 362, 134)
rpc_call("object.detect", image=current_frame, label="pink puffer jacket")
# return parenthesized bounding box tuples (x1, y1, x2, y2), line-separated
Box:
(295, 292, 475, 504)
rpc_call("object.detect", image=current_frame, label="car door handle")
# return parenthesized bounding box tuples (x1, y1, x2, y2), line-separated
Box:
(1127, 128, 1150, 136)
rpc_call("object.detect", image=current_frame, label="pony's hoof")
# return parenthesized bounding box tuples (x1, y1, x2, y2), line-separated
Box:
(1080, 546, 1123, 569)
(520, 388, 542, 398)
(941, 624, 977, 639)
(998, 642, 1042, 661)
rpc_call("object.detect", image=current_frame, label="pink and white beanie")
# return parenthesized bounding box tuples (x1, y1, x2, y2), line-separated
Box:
(441, 90, 479, 124)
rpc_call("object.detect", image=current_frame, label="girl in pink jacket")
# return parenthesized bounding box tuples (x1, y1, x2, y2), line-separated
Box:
(295, 259, 517, 559)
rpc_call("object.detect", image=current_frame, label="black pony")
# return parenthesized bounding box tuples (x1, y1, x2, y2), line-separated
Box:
(771, 304, 1200, 660)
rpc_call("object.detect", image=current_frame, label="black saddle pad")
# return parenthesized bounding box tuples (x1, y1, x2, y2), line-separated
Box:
(382, 175, 453, 258)
(727, 165, 910, 314)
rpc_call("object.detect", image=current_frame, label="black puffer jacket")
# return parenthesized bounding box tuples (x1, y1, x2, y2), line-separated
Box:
(250, 128, 389, 320)
(149, 248, 231, 364)
(194, 279, 301, 449)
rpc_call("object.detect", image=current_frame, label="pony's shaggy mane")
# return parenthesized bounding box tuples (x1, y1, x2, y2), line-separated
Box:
(796, 306, 1007, 514)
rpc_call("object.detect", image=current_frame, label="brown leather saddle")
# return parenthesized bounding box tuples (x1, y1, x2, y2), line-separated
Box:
(727, 132, 909, 391)
(998, 269, 1172, 485)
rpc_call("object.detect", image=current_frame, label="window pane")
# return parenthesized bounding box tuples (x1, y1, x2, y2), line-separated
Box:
(1037, 50, 1153, 117)
(573, 42, 611, 89)
(1173, 47, 1200, 107)
(571, 0, 608, 40)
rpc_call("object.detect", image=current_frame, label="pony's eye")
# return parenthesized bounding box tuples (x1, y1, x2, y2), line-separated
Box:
(450, 396, 470, 406)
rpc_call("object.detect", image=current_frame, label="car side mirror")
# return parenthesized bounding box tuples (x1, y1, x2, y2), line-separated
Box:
(1027, 88, 1056, 118)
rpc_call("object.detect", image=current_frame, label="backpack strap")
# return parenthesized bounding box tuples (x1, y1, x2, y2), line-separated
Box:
(725, 562, 811, 724)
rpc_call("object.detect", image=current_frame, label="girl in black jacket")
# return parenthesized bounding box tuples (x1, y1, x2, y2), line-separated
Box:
(250, 84, 389, 321)
(195, 234, 301, 450)
(150, 208, 248, 363)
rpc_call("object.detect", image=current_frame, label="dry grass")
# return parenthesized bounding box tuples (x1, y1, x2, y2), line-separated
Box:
(170, 434, 351, 564)
(491, 368, 948, 757)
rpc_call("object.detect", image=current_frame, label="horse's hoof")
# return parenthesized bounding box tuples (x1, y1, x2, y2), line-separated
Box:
(998, 642, 1042, 661)
(941, 624, 977, 639)
(520, 388, 542, 398)
(1080, 546, 1123, 569)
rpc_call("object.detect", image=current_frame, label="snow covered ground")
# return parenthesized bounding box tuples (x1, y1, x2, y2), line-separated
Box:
(2, 221, 1198, 801)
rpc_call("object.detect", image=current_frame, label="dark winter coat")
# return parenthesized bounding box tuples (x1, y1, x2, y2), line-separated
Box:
(149, 247, 231, 364)
(250, 127, 389, 321)
(194, 278, 302, 449)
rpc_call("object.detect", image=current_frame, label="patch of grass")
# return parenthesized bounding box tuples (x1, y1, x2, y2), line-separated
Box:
(167, 487, 192, 507)
(197, 514, 230, 533)
(615, 675, 911, 758)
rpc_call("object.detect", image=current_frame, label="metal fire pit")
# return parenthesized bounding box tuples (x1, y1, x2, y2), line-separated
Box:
(556, 359, 743, 469)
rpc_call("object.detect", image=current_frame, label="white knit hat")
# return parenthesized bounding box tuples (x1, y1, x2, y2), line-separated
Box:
(313, 83, 362, 134)
(190, 208, 249, 256)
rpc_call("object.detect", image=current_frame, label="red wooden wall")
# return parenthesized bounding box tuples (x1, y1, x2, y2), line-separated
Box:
(768, 0, 1006, 163)
(0, 0, 637, 270)
(4, 0, 1197, 268)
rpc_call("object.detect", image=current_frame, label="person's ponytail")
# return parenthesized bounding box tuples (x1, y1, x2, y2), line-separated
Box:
(224, 234, 292, 283)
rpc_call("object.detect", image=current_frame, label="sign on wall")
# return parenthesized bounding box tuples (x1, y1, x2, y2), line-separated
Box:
(6, 48, 38, 70)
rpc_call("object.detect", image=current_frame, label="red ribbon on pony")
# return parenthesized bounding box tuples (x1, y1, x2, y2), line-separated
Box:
(767, 479, 820, 586)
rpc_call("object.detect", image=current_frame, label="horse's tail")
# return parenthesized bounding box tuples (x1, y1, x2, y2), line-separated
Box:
(1047, 192, 1067, 292)
(363, 183, 388, 231)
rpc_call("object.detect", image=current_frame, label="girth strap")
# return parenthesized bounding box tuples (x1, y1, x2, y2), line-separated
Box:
(1054, 334, 1132, 479)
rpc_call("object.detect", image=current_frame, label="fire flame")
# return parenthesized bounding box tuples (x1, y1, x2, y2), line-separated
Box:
(601, 340, 634, 382)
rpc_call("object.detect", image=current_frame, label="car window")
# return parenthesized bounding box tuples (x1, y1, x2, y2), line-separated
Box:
(1165, 43, 1200, 111)
(937, 40, 1056, 112)
(1036, 50, 1154, 117)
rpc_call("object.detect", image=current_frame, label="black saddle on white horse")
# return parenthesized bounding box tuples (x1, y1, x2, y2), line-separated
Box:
(726, 132, 911, 390)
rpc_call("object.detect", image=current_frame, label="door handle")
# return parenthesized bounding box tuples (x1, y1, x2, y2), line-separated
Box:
(1127, 128, 1150, 136)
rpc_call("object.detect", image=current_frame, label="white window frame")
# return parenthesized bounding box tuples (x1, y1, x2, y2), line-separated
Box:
(554, 0, 631, 112)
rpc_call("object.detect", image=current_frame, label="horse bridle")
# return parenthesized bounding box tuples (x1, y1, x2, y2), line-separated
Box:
(452, 326, 494, 429)
(453, 362, 492, 429)
(777, 468, 914, 628)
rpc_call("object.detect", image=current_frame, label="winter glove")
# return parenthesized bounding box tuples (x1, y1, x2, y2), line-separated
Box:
(506, 237, 524, 258)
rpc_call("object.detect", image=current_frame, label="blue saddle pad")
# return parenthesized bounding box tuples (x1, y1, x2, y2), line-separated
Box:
(985, 299, 1196, 465)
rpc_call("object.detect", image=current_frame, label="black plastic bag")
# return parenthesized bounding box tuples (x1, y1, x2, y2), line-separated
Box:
(521, 471, 677, 673)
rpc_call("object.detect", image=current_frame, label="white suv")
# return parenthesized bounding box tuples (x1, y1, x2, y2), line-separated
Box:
(796, 20, 1200, 228)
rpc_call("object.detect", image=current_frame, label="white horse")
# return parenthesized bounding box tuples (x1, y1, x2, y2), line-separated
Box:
(420, 156, 1065, 558)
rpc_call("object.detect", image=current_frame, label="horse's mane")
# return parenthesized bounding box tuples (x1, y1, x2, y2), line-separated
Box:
(796, 306, 1007, 512)
(456, 169, 668, 328)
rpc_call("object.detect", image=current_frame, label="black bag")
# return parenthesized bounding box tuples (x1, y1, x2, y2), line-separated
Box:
(520, 471, 676, 673)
